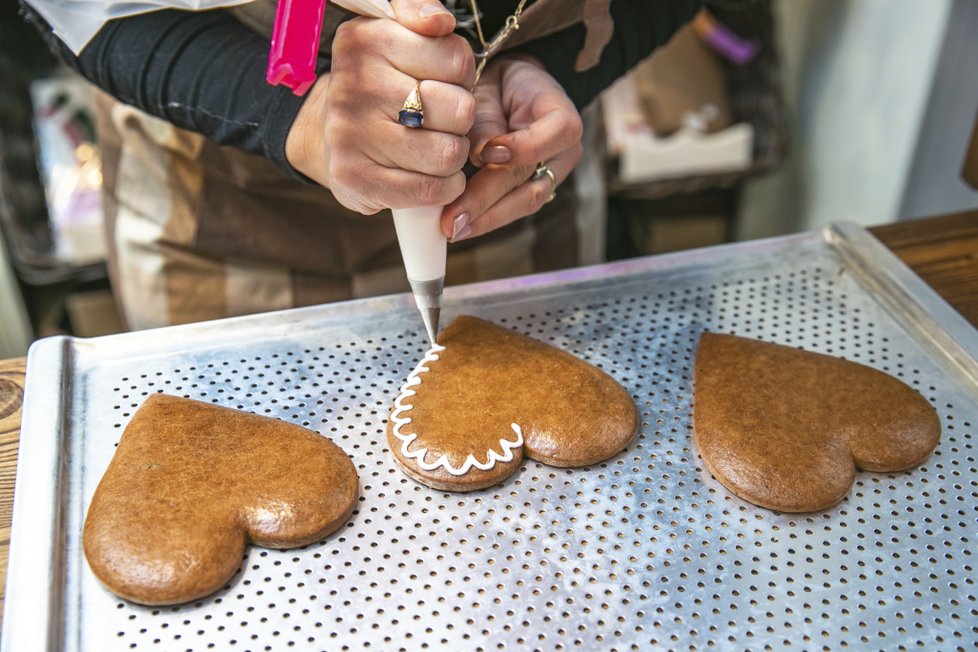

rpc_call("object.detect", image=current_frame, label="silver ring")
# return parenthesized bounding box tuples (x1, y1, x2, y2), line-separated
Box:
(397, 81, 424, 128)
(531, 162, 557, 203)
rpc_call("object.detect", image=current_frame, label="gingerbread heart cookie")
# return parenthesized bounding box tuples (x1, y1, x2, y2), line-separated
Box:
(693, 332, 941, 512)
(83, 394, 358, 605)
(387, 315, 637, 491)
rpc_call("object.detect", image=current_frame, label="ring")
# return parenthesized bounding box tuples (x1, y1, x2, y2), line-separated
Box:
(531, 162, 557, 203)
(397, 81, 424, 128)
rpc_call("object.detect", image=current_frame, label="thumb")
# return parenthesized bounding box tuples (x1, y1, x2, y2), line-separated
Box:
(470, 103, 510, 167)
(390, 0, 457, 37)
(468, 70, 510, 166)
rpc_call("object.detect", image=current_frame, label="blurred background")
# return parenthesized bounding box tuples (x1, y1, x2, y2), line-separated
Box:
(1, 0, 977, 357)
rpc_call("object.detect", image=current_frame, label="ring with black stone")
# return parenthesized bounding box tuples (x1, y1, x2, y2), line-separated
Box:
(397, 81, 424, 128)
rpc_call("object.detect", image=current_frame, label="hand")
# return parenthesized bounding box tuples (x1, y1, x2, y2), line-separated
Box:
(285, 0, 477, 214)
(440, 54, 583, 241)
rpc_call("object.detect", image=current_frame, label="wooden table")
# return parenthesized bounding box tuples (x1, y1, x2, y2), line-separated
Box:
(0, 360, 25, 626)
(0, 213, 975, 626)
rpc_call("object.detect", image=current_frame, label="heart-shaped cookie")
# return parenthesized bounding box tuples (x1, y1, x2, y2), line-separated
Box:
(693, 332, 941, 512)
(386, 315, 638, 491)
(83, 394, 359, 605)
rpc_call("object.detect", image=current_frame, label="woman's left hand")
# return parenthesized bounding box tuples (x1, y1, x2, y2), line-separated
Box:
(440, 54, 583, 241)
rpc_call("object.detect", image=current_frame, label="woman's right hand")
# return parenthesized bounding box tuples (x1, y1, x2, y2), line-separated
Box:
(285, 0, 477, 215)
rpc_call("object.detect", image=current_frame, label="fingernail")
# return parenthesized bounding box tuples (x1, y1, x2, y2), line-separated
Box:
(419, 3, 450, 17)
(450, 213, 471, 242)
(452, 225, 473, 242)
(480, 145, 511, 164)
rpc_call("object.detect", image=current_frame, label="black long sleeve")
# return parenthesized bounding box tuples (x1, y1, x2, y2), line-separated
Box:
(20, 4, 314, 178)
(522, 0, 703, 109)
(20, 0, 699, 177)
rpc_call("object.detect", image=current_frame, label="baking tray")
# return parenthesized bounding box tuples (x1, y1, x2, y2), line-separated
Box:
(3, 223, 977, 651)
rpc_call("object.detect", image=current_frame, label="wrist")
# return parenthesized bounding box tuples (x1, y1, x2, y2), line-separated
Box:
(285, 73, 331, 186)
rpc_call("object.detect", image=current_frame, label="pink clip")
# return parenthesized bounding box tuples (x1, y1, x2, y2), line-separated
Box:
(266, 0, 328, 96)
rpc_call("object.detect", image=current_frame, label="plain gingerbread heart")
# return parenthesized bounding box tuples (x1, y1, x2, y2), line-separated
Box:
(386, 315, 638, 491)
(693, 332, 941, 512)
(83, 394, 359, 605)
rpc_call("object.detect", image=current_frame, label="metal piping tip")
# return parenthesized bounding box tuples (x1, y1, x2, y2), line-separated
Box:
(408, 277, 444, 346)
(420, 306, 440, 346)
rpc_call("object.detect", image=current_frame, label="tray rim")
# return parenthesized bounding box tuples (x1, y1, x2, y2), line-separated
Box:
(827, 222, 978, 387)
(3, 221, 976, 651)
(24, 228, 824, 371)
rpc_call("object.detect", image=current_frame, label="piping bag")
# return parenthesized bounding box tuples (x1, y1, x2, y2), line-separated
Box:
(267, 0, 446, 344)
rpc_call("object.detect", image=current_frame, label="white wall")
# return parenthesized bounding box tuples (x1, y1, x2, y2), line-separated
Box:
(898, 0, 978, 219)
(738, 0, 953, 239)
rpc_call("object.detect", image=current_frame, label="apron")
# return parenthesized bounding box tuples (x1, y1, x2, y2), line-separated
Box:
(96, 0, 613, 329)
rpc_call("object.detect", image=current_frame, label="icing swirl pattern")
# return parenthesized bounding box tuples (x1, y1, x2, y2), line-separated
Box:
(389, 342, 524, 476)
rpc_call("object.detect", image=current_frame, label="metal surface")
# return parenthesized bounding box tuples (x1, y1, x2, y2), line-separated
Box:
(408, 277, 444, 345)
(4, 223, 978, 651)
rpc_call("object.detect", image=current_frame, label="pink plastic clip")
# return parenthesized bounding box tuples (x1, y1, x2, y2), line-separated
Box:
(266, 0, 328, 96)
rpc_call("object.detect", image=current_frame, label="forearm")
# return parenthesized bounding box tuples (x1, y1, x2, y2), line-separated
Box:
(20, 3, 317, 177)
(519, 0, 702, 109)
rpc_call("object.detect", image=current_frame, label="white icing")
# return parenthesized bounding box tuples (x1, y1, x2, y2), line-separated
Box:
(390, 342, 524, 476)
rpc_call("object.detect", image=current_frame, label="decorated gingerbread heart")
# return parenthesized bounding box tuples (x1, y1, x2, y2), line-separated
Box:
(387, 315, 638, 491)
(83, 394, 359, 605)
(693, 332, 941, 512)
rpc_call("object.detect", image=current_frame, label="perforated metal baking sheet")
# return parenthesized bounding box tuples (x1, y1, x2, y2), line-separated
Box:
(4, 223, 978, 651)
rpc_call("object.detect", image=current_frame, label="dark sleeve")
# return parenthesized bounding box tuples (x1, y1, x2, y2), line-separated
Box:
(19, 4, 321, 179)
(520, 0, 703, 109)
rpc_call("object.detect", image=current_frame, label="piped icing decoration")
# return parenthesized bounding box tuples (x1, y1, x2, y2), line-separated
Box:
(390, 342, 524, 476)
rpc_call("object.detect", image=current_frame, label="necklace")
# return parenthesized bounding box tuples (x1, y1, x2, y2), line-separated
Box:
(467, 0, 530, 85)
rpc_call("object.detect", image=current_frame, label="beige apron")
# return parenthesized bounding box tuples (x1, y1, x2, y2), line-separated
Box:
(96, 0, 613, 329)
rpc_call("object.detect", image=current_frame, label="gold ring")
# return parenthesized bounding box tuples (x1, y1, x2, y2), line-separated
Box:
(397, 81, 424, 128)
(531, 161, 557, 203)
